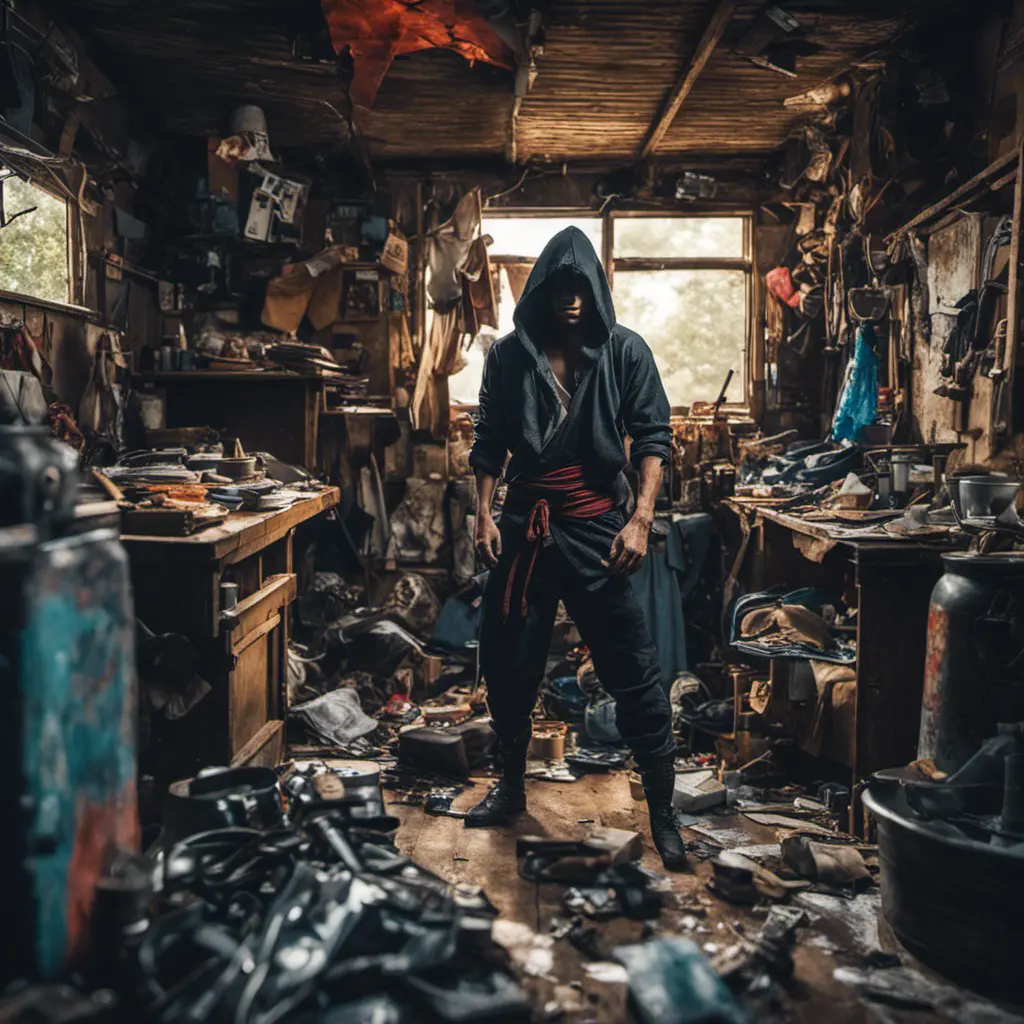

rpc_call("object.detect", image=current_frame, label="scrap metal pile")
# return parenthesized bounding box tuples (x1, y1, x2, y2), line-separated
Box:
(104, 766, 530, 1023)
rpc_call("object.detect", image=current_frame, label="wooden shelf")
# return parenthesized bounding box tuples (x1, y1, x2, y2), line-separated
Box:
(136, 371, 324, 383)
(320, 405, 395, 418)
(887, 149, 1019, 240)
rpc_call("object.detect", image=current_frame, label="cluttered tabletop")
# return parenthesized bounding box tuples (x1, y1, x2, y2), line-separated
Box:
(120, 487, 339, 551)
(88, 441, 340, 555)
(726, 433, 1022, 550)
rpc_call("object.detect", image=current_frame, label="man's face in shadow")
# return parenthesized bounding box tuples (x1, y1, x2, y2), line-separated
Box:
(548, 268, 590, 328)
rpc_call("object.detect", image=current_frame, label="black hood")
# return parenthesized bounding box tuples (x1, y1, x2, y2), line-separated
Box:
(513, 226, 615, 358)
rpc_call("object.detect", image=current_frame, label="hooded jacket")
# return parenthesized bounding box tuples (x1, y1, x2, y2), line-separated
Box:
(470, 225, 672, 583)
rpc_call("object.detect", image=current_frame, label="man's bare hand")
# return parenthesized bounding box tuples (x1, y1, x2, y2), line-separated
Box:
(604, 515, 652, 575)
(475, 514, 502, 567)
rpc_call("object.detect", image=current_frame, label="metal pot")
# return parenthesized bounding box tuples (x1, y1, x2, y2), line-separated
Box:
(217, 456, 258, 479)
(890, 452, 914, 495)
(957, 475, 1020, 519)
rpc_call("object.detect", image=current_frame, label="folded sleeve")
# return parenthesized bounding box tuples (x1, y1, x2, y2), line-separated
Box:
(622, 336, 672, 466)
(469, 342, 509, 476)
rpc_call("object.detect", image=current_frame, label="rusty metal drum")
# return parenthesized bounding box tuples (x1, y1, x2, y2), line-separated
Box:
(918, 553, 1024, 773)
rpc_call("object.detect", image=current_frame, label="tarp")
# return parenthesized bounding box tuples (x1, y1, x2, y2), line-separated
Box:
(321, 0, 513, 108)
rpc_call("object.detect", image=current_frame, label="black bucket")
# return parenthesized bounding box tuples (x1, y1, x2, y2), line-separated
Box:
(864, 786, 1024, 1004)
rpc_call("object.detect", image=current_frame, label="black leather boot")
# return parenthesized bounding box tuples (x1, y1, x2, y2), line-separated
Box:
(639, 755, 688, 871)
(465, 736, 529, 828)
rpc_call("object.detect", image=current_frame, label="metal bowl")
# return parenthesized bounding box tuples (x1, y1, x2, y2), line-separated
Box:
(957, 476, 1020, 519)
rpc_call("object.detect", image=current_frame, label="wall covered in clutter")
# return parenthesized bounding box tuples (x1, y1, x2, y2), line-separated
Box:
(757, 3, 1024, 473)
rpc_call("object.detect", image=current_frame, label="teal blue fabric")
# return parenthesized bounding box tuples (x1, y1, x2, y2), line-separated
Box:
(832, 324, 879, 442)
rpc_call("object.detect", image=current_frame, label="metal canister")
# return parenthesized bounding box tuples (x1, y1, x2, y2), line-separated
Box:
(891, 452, 913, 504)
(220, 581, 239, 611)
(918, 554, 1024, 772)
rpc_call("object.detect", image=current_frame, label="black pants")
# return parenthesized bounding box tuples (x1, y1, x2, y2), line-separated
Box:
(479, 539, 676, 763)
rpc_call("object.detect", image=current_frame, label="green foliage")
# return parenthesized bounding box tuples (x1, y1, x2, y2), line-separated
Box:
(0, 175, 69, 304)
(614, 269, 746, 405)
(613, 217, 744, 260)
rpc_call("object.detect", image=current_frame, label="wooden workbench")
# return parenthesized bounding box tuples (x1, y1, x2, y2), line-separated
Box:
(123, 488, 340, 799)
(721, 497, 968, 832)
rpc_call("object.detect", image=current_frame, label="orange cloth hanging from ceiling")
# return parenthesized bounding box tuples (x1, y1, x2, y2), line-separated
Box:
(321, 0, 513, 109)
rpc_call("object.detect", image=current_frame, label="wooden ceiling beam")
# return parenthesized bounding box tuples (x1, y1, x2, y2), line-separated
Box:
(638, 0, 740, 161)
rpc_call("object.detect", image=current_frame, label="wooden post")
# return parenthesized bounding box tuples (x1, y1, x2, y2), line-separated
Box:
(415, 180, 426, 359)
(1003, 137, 1024, 440)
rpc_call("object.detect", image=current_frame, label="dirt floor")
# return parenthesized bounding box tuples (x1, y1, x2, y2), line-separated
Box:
(390, 770, 893, 1023)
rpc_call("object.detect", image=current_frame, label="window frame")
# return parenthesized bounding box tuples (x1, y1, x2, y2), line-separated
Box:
(464, 208, 755, 413)
(607, 211, 753, 413)
(0, 167, 91, 315)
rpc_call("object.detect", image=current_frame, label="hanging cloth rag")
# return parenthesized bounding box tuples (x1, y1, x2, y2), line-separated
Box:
(79, 331, 126, 451)
(427, 190, 481, 311)
(831, 324, 879, 443)
(504, 263, 533, 304)
(411, 307, 461, 438)
(629, 532, 687, 692)
(765, 266, 802, 309)
(461, 234, 498, 334)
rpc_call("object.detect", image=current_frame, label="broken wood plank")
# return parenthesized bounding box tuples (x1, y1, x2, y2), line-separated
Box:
(232, 613, 280, 657)
(230, 720, 285, 768)
(584, 826, 645, 864)
(638, 0, 740, 160)
(221, 573, 297, 636)
(887, 148, 1019, 240)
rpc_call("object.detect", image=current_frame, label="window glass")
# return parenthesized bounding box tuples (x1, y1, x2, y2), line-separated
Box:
(613, 269, 746, 405)
(483, 215, 603, 259)
(0, 176, 69, 304)
(613, 216, 744, 259)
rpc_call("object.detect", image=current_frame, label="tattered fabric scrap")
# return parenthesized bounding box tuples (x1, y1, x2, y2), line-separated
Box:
(321, 0, 513, 108)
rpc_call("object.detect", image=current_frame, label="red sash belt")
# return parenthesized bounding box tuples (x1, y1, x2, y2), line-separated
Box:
(501, 464, 616, 619)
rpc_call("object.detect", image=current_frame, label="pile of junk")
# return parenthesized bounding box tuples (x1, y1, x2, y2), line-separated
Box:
(281, 564, 656, 795)
(5, 762, 533, 1024)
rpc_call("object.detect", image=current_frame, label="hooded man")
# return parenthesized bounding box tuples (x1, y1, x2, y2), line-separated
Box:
(467, 225, 686, 870)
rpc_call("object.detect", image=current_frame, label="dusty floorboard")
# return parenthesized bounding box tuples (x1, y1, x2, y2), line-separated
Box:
(389, 771, 877, 1023)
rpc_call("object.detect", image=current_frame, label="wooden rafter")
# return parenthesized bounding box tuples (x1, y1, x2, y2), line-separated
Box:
(637, 0, 740, 161)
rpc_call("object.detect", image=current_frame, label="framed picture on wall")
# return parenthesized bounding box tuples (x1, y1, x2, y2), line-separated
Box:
(342, 268, 381, 321)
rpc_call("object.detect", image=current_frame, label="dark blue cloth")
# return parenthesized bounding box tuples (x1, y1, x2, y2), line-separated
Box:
(471, 226, 672, 585)
(432, 596, 482, 652)
(629, 514, 715, 690)
(667, 513, 715, 600)
(630, 542, 687, 692)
